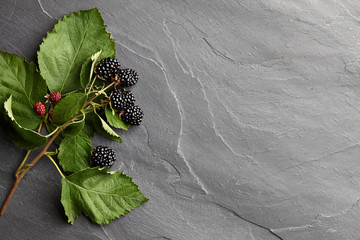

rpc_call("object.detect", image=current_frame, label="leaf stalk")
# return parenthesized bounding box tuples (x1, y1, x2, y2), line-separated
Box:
(46, 154, 66, 179)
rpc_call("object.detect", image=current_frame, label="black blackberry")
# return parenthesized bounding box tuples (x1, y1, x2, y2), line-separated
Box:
(121, 105, 143, 125)
(119, 68, 139, 87)
(95, 57, 121, 80)
(110, 89, 135, 111)
(91, 146, 116, 168)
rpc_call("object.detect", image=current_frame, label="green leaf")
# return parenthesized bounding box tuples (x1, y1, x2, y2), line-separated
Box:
(95, 113, 122, 142)
(58, 132, 92, 172)
(38, 8, 115, 94)
(4, 96, 47, 149)
(52, 93, 87, 126)
(82, 116, 96, 138)
(105, 107, 130, 130)
(80, 57, 92, 89)
(63, 120, 85, 137)
(0, 51, 47, 129)
(61, 167, 148, 225)
(80, 50, 102, 89)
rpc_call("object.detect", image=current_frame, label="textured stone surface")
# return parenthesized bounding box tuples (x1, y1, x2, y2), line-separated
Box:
(2, 0, 360, 239)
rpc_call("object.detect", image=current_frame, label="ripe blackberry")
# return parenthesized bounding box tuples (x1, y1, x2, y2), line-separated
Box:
(121, 105, 143, 125)
(110, 89, 135, 111)
(49, 91, 61, 103)
(33, 102, 46, 116)
(91, 146, 116, 168)
(95, 57, 121, 80)
(119, 69, 138, 87)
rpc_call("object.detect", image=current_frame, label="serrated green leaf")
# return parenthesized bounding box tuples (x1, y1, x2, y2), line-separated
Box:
(80, 50, 102, 89)
(105, 106, 130, 130)
(63, 120, 85, 137)
(58, 132, 92, 172)
(4, 96, 47, 149)
(0, 51, 47, 129)
(95, 113, 122, 142)
(52, 93, 87, 126)
(61, 167, 148, 225)
(38, 8, 115, 94)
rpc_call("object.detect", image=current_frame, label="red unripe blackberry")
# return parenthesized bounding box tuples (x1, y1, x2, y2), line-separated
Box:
(49, 91, 62, 103)
(110, 89, 135, 111)
(119, 69, 138, 87)
(33, 102, 46, 116)
(121, 105, 143, 125)
(91, 146, 116, 168)
(95, 57, 121, 80)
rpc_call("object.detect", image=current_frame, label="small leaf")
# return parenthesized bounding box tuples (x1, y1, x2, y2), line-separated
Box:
(58, 132, 92, 172)
(80, 57, 92, 89)
(82, 116, 96, 138)
(0, 51, 47, 129)
(80, 50, 102, 89)
(95, 113, 122, 142)
(4, 96, 47, 149)
(52, 93, 87, 126)
(63, 118, 85, 137)
(105, 106, 130, 130)
(38, 8, 115, 94)
(61, 167, 148, 225)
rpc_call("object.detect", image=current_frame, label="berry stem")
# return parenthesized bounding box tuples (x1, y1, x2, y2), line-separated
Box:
(90, 102, 101, 106)
(84, 81, 115, 108)
(40, 119, 48, 133)
(15, 150, 31, 175)
(38, 122, 43, 132)
(45, 150, 58, 155)
(0, 178, 21, 216)
(39, 104, 51, 133)
(43, 127, 59, 138)
(45, 154, 65, 179)
(87, 76, 97, 95)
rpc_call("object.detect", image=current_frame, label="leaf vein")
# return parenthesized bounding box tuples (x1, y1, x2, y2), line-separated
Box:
(60, 11, 94, 92)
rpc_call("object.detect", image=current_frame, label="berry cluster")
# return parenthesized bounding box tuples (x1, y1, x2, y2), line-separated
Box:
(110, 89, 144, 125)
(91, 146, 116, 167)
(95, 58, 138, 87)
(90, 58, 145, 168)
(95, 57, 143, 125)
(33, 91, 62, 116)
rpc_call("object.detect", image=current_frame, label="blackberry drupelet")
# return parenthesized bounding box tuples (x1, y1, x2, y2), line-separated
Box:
(110, 89, 135, 111)
(33, 102, 46, 116)
(91, 146, 116, 168)
(119, 68, 138, 87)
(121, 105, 143, 125)
(95, 57, 121, 80)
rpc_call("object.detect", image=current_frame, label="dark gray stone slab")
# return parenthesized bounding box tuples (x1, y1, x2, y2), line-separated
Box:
(2, 0, 360, 239)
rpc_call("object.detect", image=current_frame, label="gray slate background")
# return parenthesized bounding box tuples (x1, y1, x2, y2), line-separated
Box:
(1, 0, 360, 239)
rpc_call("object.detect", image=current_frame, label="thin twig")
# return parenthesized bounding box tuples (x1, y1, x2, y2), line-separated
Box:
(15, 150, 31, 175)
